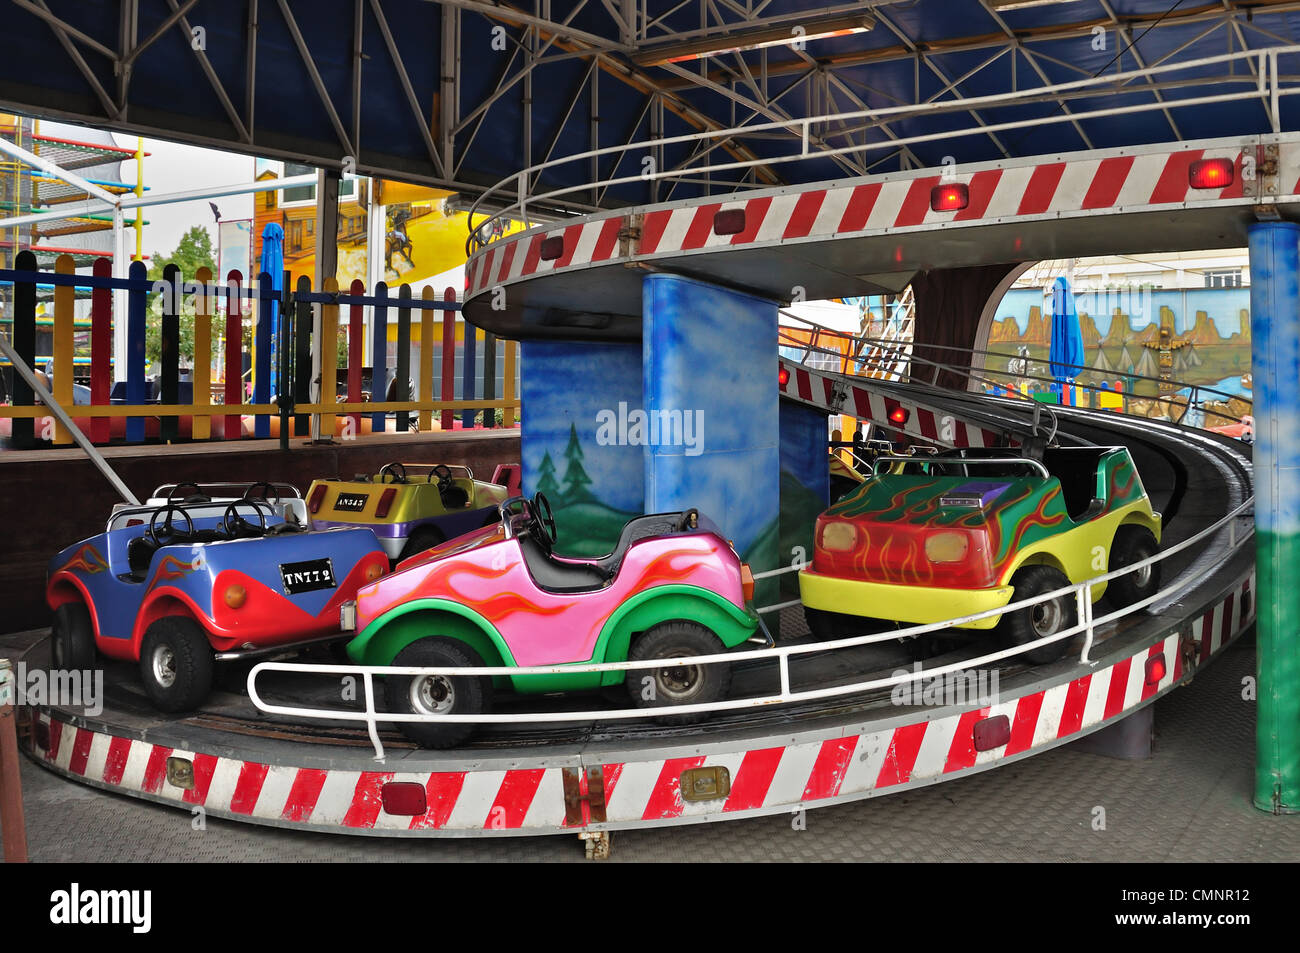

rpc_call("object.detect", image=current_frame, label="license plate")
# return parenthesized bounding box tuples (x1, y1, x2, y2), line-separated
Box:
(335, 492, 368, 512)
(280, 558, 337, 595)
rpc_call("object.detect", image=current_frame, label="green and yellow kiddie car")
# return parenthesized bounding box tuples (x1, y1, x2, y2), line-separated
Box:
(799, 446, 1162, 663)
(306, 463, 511, 563)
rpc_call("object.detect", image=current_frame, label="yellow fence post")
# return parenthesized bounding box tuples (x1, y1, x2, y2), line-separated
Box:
(51, 254, 75, 444)
(192, 266, 213, 440)
(420, 287, 435, 433)
(321, 277, 339, 438)
(503, 339, 517, 428)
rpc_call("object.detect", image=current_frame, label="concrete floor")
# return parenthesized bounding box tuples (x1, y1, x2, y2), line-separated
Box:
(4, 636, 1296, 863)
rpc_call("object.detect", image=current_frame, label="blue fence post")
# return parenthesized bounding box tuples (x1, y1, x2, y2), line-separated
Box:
(395, 284, 412, 433)
(125, 260, 148, 444)
(371, 281, 389, 434)
(483, 331, 497, 428)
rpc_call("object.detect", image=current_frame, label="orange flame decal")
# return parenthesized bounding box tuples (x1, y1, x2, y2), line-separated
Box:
(58, 543, 108, 576)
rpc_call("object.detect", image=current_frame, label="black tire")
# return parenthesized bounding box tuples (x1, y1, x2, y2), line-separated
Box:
(1106, 526, 1161, 608)
(51, 602, 96, 670)
(996, 565, 1077, 666)
(139, 616, 214, 712)
(398, 527, 445, 563)
(384, 638, 490, 749)
(626, 622, 731, 725)
(804, 607, 843, 640)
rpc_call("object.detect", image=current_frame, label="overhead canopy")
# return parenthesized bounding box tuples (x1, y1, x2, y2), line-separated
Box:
(1, 1, 1299, 214)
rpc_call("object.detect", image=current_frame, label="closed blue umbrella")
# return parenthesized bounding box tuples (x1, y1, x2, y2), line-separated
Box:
(259, 223, 284, 393)
(1048, 276, 1084, 400)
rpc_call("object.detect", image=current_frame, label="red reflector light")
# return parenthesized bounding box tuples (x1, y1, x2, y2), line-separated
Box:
(539, 235, 564, 261)
(972, 714, 1011, 752)
(778, 366, 790, 386)
(1144, 654, 1167, 686)
(381, 781, 428, 817)
(308, 484, 328, 514)
(1188, 158, 1233, 190)
(930, 182, 969, 212)
(713, 208, 746, 235)
(375, 487, 397, 518)
(889, 405, 909, 425)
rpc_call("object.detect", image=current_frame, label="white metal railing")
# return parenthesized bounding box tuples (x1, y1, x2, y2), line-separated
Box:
(248, 492, 1255, 761)
(467, 45, 1300, 249)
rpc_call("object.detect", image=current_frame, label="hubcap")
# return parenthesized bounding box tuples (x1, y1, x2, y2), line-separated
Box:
(1031, 598, 1064, 637)
(151, 644, 177, 689)
(410, 674, 455, 715)
(1133, 563, 1152, 588)
(655, 651, 702, 699)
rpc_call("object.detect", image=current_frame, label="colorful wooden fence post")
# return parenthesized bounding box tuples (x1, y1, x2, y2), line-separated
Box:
(10, 251, 36, 449)
(51, 254, 75, 445)
(461, 320, 477, 429)
(159, 262, 180, 443)
(224, 270, 244, 440)
(253, 272, 273, 439)
(482, 331, 497, 428)
(125, 259, 148, 444)
(395, 283, 412, 433)
(503, 339, 517, 428)
(293, 275, 312, 438)
(440, 289, 456, 430)
(90, 257, 112, 444)
(348, 278, 363, 434)
(419, 287, 434, 433)
(370, 281, 388, 434)
(320, 277, 339, 440)
(192, 266, 213, 440)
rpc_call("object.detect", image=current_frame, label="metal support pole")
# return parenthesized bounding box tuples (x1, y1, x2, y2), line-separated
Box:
(1249, 220, 1300, 814)
(112, 206, 128, 383)
(0, 658, 28, 863)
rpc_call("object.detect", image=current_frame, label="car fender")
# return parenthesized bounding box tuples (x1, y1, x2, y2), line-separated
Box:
(46, 571, 103, 642)
(592, 585, 759, 688)
(347, 599, 513, 679)
(130, 589, 209, 660)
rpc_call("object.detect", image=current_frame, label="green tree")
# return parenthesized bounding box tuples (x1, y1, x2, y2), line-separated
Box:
(561, 423, 594, 502)
(536, 450, 561, 500)
(145, 225, 218, 365)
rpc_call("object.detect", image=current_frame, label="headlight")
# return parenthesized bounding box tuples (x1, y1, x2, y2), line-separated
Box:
(340, 600, 357, 632)
(820, 522, 860, 552)
(223, 584, 247, 609)
(925, 531, 969, 563)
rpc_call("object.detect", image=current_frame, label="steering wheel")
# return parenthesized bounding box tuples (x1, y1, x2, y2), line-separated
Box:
(378, 462, 407, 485)
(243, 481, 282, 505)
(531, 492, 558, 548)
(167, 482, 208, 504)
(147, 505, 195, 547)
(222, 500, 268, 539)
(430, 464, 454, 492)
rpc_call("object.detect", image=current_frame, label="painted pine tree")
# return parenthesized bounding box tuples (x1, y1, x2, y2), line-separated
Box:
(560, 423, 595, 502)
(536, 449, 561, 500)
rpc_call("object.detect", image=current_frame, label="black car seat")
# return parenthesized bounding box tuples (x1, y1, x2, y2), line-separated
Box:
(438, 482, 470, 508)
(590, 509, 700, 578)
(518, 535, 610, 593)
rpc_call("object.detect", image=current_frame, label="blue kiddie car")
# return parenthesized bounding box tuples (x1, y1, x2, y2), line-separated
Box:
(46, 484, 388, 712)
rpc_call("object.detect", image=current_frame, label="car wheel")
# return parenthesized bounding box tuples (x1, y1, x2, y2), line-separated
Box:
(1106, 526, 1161, 609)
(626, 622, 731, 725)
(397, 527, 445, 563)
(997, 565, 1077, 666)
(139, 616, 214, 712)
(384, 638, 490, 749)
(52, 602, 96, 670)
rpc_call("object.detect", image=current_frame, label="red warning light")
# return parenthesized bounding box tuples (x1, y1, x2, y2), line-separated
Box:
(1188, 158, 1233, 190)
(1144, 654, 1167, 686)
(930, 182, 969, 212)
(889, 405, 909, 425)
(778, 366, 790, 387)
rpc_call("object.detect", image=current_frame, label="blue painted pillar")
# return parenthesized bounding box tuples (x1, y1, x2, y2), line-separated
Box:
(519, 339, 643, 555)
(1249, 220, 1300, 814)
(642, 274, 780, 600)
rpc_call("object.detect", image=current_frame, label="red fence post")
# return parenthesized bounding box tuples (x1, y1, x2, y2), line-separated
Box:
(90, 257, 112, 444)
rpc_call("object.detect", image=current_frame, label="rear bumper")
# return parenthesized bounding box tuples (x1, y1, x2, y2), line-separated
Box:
(798, 569, 1015, 631)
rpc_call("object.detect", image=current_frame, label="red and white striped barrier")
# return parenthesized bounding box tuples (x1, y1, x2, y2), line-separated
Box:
(23, 569, 1253, 837)
(466, 135, 1299, 299)
(779, 359, 1009, 448)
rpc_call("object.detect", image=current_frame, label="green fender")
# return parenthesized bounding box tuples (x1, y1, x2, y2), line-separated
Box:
(347, 599, 516, 689)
